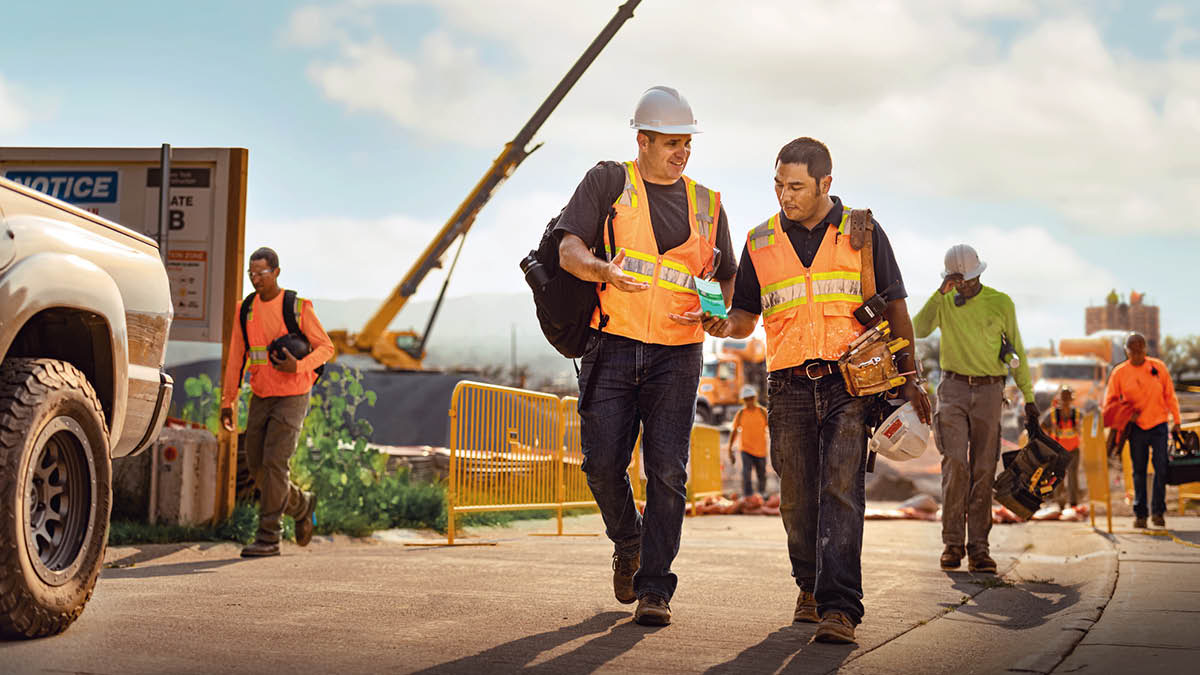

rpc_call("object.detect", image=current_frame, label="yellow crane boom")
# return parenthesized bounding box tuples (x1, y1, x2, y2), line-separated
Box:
(329, 0, 642, 370)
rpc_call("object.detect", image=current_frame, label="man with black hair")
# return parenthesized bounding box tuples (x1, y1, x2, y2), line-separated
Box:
(700, 137, 928, 644)
(556, 86, 736, 626)
(220, 247, 334, 557)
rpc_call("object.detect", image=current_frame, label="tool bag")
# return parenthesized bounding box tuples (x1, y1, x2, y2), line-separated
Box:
(1166, 429, 1200, 485)
(835, 209, 910, 397)
(521, 208, 614, 358)
(994, 422, 1072, 521)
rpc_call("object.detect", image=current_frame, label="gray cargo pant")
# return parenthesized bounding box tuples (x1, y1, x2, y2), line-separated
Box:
(244, 393, 312, 544)
(934, 376, 1004, 556)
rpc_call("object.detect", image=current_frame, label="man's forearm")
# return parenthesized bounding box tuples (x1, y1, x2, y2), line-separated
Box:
(559, 233, 607, 283)
(721, 277, 735, 308)
(912, 290, 939, 339)
(726, 309, 759, 339)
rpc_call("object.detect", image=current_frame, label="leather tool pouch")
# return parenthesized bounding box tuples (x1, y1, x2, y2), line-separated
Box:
(839, 209, 905, 397)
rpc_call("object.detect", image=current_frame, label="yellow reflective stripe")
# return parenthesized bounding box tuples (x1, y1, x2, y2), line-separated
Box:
(761, 275, 807, 295)
(811, 275, 862, 302)
(295, 297, 305, 331)
(763, 297, 807, 318)
(811, 271, 860, 281)
(658, 266, 696, 292)
(622, 257, 656, 279)
(749, 215, 777, 251)
(248, 347, 270, 365)
(623, 248, 656, 262)
(761, 280, 807, 317)
(624, 161, 639, 209)
(688, 181, 715, 240)
(812, 293, 862, 303)
(660, 257, 690, 274)
(837, 206, 851, 234)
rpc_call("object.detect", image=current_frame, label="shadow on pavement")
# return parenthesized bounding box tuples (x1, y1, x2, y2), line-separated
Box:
(100, 558, 243, 580)
(939, 572, 1082, 630)
(704, 624, 853, 674)
(525, 619, 667, 673)
(413, 611, 629, 673)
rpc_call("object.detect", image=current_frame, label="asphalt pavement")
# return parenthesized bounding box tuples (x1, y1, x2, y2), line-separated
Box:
(2, 513, 1198, 674)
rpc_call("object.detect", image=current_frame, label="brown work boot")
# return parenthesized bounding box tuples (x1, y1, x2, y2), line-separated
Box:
(1151, 514, 1165, 528)
(294, 491, 316, 547)
(240, 540, 280, 558)
(634, 594, 671, 626)
(794, 590, 819, 623)
(612, 551, 639, 604)
(969, 552, 997, 574)
(812, 610, 857, 644)
(1134, 517, 1148, 529)
(940, 545, 964, 570)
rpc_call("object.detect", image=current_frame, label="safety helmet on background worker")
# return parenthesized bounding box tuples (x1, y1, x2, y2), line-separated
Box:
(740, 385, 757, 400)
(630, 86, 702, 134)
(869, 402, 931, 462)
(941, 244, 987, 280)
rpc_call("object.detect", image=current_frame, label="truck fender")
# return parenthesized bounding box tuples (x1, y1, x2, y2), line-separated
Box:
(0, 251, 128, 443)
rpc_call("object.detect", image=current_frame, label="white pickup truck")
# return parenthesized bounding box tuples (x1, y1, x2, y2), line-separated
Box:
(0, 175, 173, 638)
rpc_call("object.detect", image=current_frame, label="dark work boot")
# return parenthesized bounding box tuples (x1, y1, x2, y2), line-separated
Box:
(940, 545, 964, 570)
(240, 540, 280, 558)
(794, 590, 819, 623)
(612, 551, 639, 604)
(1151, 513, 1165, 528)
(812, 611, 857, 644)
(969, 552, 997, 574)
(295, 491, 316, 547)
(634, 594, 671, 626)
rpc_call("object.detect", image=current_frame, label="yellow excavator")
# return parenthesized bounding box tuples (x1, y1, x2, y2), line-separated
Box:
(328, 0, 641, 370)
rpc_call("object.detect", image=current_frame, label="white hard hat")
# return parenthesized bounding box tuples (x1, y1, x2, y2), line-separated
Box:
(942, 244, 987, 280)
(869, 403, 931, 462)
(740, 385, 757, 399)
(630, 86, 701, 134)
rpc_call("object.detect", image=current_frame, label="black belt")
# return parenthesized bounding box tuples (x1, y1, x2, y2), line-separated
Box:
(944, 371, 1005, 386)
(783, 360, 839, 380)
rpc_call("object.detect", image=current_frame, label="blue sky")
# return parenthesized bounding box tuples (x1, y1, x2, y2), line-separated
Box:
(1, 0, 1197, 349)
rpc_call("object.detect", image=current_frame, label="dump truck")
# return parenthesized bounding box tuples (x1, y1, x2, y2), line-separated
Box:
(0, 175, 174, 638)
(696, 338, 767, 424)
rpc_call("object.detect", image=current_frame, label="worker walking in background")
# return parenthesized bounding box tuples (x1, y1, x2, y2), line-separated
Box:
(698, 137, 930, 644)
(221, 247, 334, 558)
(727, 385, 769, 498)
(555, 86, 737, 625)
(1103, 333, 1182, 529)
(915, 244, 1037, 574)
(1041, 386, 1082, 509)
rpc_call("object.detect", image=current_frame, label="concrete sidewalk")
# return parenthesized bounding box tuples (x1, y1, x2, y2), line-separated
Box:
(1053, 515, 1200, 673)
(3, 510, 1161, 674)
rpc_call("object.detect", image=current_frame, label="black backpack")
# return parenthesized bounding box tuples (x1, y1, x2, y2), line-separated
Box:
(521, 208, 615, 358)
(239, 289, 326, 382)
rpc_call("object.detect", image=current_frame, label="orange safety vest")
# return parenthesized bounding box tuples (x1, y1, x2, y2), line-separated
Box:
(590, 160, 719, 346)
(1051, 408, 1080, 451)
(747, 207, 866, 372)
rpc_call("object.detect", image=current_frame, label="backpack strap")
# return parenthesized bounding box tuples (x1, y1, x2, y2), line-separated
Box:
(237, 292, 256, 382)
(848, 208, 875, 300)
(282, 289, 301, 335)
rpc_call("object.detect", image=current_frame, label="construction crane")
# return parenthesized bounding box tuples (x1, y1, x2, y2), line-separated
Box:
(328, 0, 642, 370)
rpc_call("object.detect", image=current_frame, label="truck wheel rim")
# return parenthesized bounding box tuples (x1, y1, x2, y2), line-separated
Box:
(24, 416, 97, 586)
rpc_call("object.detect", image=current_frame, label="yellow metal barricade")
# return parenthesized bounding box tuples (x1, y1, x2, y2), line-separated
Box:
(1079, 412, 1112, 533)
(553, 396, 642, 536)
(687, 424, 723, 516)
(444, 381, 562, 545)
(1179, 421, 1200, 515)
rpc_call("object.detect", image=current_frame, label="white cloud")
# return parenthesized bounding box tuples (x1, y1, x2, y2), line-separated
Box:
(0, 73, 30, 134)
(287, 0, 1200, 235)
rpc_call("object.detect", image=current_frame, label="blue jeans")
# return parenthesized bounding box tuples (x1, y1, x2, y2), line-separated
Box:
(577, 331, 702, 601)
(741, 451, 767, 497)
(1128, 423, 1169, 518)
(767, 368, 869, 625)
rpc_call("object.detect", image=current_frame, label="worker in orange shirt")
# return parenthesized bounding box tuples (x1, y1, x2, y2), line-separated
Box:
(220, 247, 335, 557)
(1102, 333, 1182, 529)
(727, 385, 769, 498)
(1041, 386, 1081, 508)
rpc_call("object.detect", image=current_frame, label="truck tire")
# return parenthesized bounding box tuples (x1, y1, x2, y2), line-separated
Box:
(0, 358, 110, 639)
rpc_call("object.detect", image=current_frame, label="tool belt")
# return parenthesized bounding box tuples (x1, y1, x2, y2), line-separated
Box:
(837, 320, 910, 397)
(944, 371, 1005, 386)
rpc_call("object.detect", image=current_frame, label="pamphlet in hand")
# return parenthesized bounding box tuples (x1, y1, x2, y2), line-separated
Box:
(694, 277, 727, 319)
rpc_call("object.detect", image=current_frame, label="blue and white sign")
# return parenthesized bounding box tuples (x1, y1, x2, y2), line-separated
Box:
(4, 169, 122, 220)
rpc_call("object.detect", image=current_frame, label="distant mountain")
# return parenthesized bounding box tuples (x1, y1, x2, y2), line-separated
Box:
(165, 293, 578, 388)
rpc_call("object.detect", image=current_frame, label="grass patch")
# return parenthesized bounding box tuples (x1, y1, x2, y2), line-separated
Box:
(108, 502, 270, 546)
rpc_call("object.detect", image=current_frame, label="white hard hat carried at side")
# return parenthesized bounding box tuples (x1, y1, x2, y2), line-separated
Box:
(630, 86, 701, 134)
(869, 402, 931, 462)
(942, 244, 987, 280)
(740, 385, 757, 399)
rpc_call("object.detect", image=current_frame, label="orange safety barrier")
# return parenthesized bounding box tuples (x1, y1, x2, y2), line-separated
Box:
(1079, 412, 1112, 533)
(444, 381, 562, 545)
(687, 424, 723, 516)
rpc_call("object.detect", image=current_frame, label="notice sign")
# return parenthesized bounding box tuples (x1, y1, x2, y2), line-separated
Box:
(0, 147, 247, 343)
(166, 250, 208, 321)
(3, 169, 122, 221)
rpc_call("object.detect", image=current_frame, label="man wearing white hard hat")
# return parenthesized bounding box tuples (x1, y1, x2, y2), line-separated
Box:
(556, 86, 737, 626)
(914, 244, 1037, 574)
(728, 385, 769, 498)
